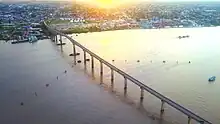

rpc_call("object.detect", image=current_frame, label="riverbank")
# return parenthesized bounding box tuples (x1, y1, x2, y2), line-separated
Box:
(48, 19, 140, 34)
(49, 21, 220, 34)
(59, 26, 140, 34)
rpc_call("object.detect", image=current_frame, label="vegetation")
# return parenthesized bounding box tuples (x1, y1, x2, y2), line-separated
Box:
(47, 19, 70, 25)
(84, 20, 105, 24)
(0, 25, 16, 40)
(60, 26, 103, 34)
(0, 26, 15, 30)
(61, 27, 89, 34)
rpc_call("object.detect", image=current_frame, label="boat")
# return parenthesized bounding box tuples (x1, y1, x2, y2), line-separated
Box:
(208, 76, 216, 82)
(178, 35, 190, 39)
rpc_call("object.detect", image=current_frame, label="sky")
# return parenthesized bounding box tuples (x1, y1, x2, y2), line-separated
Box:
(2, 0, 220, 2)
(74, 0, 220, 7)
(1, 0, 220, 5)
(75, 0, 220, 2)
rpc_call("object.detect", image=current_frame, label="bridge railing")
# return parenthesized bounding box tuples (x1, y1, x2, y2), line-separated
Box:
(43, 21, 212, 124)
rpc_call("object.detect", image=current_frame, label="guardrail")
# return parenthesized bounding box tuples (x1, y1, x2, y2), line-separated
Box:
(43, 21, 212, 124)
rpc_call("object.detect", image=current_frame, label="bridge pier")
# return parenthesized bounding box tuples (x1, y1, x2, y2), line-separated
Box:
(188, 116, 192, 124)
(111, 69, 114, 89)
(91, 56, 94, 76)
(161, 100, 165, 113)
(59, 35, 62, 43)
(51, 35, 55, 42)
(53, 35, 56, 42)
(100, 61, 103, 84)
(60, 35, 63, 52)
(73, 44, 76, 65)
(124, 77, 127, 95)
(83, 50, 86, 69)
(55, 35, 57, 43)
(140, 87, 144, 102)
(57, 35, 62, 45)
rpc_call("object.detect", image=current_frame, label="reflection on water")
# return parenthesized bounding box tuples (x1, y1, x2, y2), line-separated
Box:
(0, 40, 162, 124)
(62, 27, 220, 123)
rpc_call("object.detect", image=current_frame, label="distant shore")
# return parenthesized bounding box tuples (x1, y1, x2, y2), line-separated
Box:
(51, 24, 220, 34)
(47, 19, 220, 34)
(58, 26, 140, 34)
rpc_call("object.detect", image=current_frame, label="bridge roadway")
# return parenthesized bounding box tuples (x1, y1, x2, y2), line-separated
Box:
(44, 21, 212, 124)
(0, 40, 165, 124)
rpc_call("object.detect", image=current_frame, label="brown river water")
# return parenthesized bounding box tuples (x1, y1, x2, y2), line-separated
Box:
(61, 27, 220, 124)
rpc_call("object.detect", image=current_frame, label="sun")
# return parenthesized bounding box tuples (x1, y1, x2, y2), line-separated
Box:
(94, 0, 116, 8)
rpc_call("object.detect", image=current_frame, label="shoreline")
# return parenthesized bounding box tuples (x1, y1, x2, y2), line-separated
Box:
(54, 25, 220, 34)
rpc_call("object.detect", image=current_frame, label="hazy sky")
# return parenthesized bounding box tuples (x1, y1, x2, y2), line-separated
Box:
(2, 0, 220, 1)
(1, 0, 220, 4)
(75, 0, 220, 6)
(77, 0, 220, 2)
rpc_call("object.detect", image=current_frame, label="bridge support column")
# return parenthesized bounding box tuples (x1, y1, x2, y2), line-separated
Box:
(51, 35, 55, 42)
(124, 77, 127, 95)
(140, 87, 144, 102)
(100, 61, 103, 84)
(73, 44, 76, 65)
(161, 100, 165, 113)
(54, 36, 56, 42)
(59, 35, 62, 44)
(91, 56, 94, 75)
(83, 50, 86, 69)
(188, 117, 191, 124)
(54, 35, 56, 42)
(111, 69, 114, 89)
(55, 35, 57, 43)
(60, 35, 63, 52)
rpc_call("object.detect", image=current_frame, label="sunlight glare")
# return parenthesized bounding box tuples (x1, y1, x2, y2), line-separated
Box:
(94, 0, 118, 8)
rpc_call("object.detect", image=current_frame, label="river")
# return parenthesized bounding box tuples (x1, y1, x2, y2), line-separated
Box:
(60, 27, 220, 124)
(0, 40, 164, 124)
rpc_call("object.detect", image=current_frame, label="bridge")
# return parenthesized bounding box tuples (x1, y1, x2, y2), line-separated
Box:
(42, 21, 212, 124)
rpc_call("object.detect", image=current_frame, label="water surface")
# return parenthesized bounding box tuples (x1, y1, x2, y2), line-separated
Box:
(0, 40, 161, 124)
(61, 27, 220, 124)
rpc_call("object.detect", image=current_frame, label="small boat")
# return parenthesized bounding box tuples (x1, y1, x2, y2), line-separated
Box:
(208, 76, 216, 82)
(178, 35, 190, 39)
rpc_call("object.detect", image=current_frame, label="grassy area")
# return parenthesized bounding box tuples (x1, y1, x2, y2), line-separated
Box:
(60, 26, 103, 34)
(61, 27, 89, 34)
(47, 19, 70, 25)
(84, 20, 105, 24)
(45, 19, 140, 34)
(59, 25, 140, 34)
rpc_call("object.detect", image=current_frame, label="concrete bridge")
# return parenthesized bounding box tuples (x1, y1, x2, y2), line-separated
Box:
(42, 21, 212, 124)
